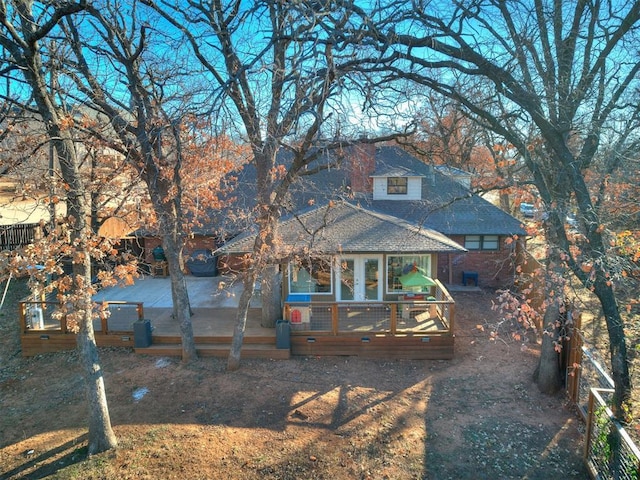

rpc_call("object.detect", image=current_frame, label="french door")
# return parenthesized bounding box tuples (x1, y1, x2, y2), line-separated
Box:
(337, 255, 382, 301)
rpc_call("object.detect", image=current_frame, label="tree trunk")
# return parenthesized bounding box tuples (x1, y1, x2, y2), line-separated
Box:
(57, 131, 117, 454)
(50, 109, 118, 456)
(170, 265, 197, 362)
(594, 276, 632, 420)
(163, 236, 197, 362)
(533, 302, 562, 394)
(499, 191, 511, 214)
(227, 270, 259, 371)
(70, 176, 118, 455)
(77, 303, 118, 454)
(260, 265, 281, 328)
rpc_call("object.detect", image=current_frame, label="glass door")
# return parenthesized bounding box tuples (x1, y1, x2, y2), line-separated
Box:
(363, 257, 381, 301)
(339, 258, 356, 301)
(337, 255, 381, 301)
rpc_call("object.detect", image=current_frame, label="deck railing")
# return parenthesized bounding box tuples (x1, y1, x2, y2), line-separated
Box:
(284, 280, 455, 336)
(19, 300, 144, 335)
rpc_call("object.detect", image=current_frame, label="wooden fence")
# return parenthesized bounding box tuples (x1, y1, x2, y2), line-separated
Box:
(0, 223, 38, 251)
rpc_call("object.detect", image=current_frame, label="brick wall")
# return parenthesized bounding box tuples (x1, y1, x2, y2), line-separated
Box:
(348, 144, 376, 193)
(436, 235, 520, 289)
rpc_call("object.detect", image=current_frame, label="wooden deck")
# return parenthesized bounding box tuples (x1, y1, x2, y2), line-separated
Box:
(291, 334, 454, 359)
(19, 275, 457, 360)
(20, 304, 289, 359)
(134, 307, 288, 359)
(285, 299, 455, 360)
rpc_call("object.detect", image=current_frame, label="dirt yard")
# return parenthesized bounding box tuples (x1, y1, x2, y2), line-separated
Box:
(0, 281, 588, 479)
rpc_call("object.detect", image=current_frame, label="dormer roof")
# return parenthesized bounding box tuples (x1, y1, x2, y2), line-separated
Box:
(371, 165, 422, 178)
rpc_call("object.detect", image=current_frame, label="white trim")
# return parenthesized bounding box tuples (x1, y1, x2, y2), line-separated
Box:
(336, 254, 383, 302)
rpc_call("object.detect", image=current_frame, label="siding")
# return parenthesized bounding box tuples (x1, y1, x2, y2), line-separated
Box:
(372, 176, 422, 201)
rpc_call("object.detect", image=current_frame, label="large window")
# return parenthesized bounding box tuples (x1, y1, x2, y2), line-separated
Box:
(464, 235, 499, 251)
(387, 254, 432, 293)
(387, 177, 408, 194)
(288, 257, 333, 294)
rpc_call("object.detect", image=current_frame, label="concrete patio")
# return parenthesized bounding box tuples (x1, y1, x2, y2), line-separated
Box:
(91, 274, 267, 337)
(92, 274, 261, 309)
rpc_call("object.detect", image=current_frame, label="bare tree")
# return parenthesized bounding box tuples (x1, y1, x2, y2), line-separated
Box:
(0, 0, 118, 454)
(56, 2, 239, 361)
(354, 0, 640, 417)
(143, 0, 411, 370)
(406, 93, 485, 171)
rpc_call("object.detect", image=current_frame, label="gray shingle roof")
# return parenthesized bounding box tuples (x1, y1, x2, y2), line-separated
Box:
(221, 201, 467, 254)
(220, 144, 526, 239)
(367, 147, 526, 236)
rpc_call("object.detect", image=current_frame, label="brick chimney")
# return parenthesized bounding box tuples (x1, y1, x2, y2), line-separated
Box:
(348, 143, 376, 193)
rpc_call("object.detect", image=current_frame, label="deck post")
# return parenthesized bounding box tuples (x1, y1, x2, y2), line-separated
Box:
(390, 302, 397, 334)
(331, 303, 338, 335)
(19, 302, 27, 333)
(583, 389, 596, 459)
(101, 310, 109, 334)
(567, 332, 583, 404)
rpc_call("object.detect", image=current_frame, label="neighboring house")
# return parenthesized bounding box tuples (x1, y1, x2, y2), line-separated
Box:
(220, 144, 526, 290)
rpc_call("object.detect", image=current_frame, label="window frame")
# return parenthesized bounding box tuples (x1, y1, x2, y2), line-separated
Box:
(387, 177, 408, 195)
(288, 257, 334, 295)
(464, 235, 500, 251)
(386, 254, 433, 294)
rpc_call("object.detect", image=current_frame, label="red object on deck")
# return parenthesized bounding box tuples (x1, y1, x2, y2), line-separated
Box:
(291, 309, 302, 324)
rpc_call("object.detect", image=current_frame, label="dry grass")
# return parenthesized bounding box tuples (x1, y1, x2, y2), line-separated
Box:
(1, 284, 587, 479)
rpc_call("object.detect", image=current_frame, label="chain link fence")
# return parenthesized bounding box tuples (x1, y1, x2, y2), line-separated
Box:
(572, 338, 640, 479)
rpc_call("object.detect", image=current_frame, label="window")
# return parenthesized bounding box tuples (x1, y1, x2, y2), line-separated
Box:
(288, 257, 333, 294)
(387, 255, 432, 293)
(482, 235, 499, 250)
(464, 235, 481, 250)
(464, 235, 499, 251)
(387, 177, 408, 194)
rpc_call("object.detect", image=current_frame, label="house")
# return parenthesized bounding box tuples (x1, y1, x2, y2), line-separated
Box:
(16, 143, 526, 360)
(217, 144, 526, 359)
(220, 144, 526, 290)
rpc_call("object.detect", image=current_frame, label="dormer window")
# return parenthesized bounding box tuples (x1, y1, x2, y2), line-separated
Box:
(387, 177, 408, 195)
(372, 166, 422, 200)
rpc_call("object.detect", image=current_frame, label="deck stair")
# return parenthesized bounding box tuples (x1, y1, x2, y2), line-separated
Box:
(134, 334, 290, 360)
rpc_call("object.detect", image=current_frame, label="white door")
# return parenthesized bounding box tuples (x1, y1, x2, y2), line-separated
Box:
(337, 255, 382, 301)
